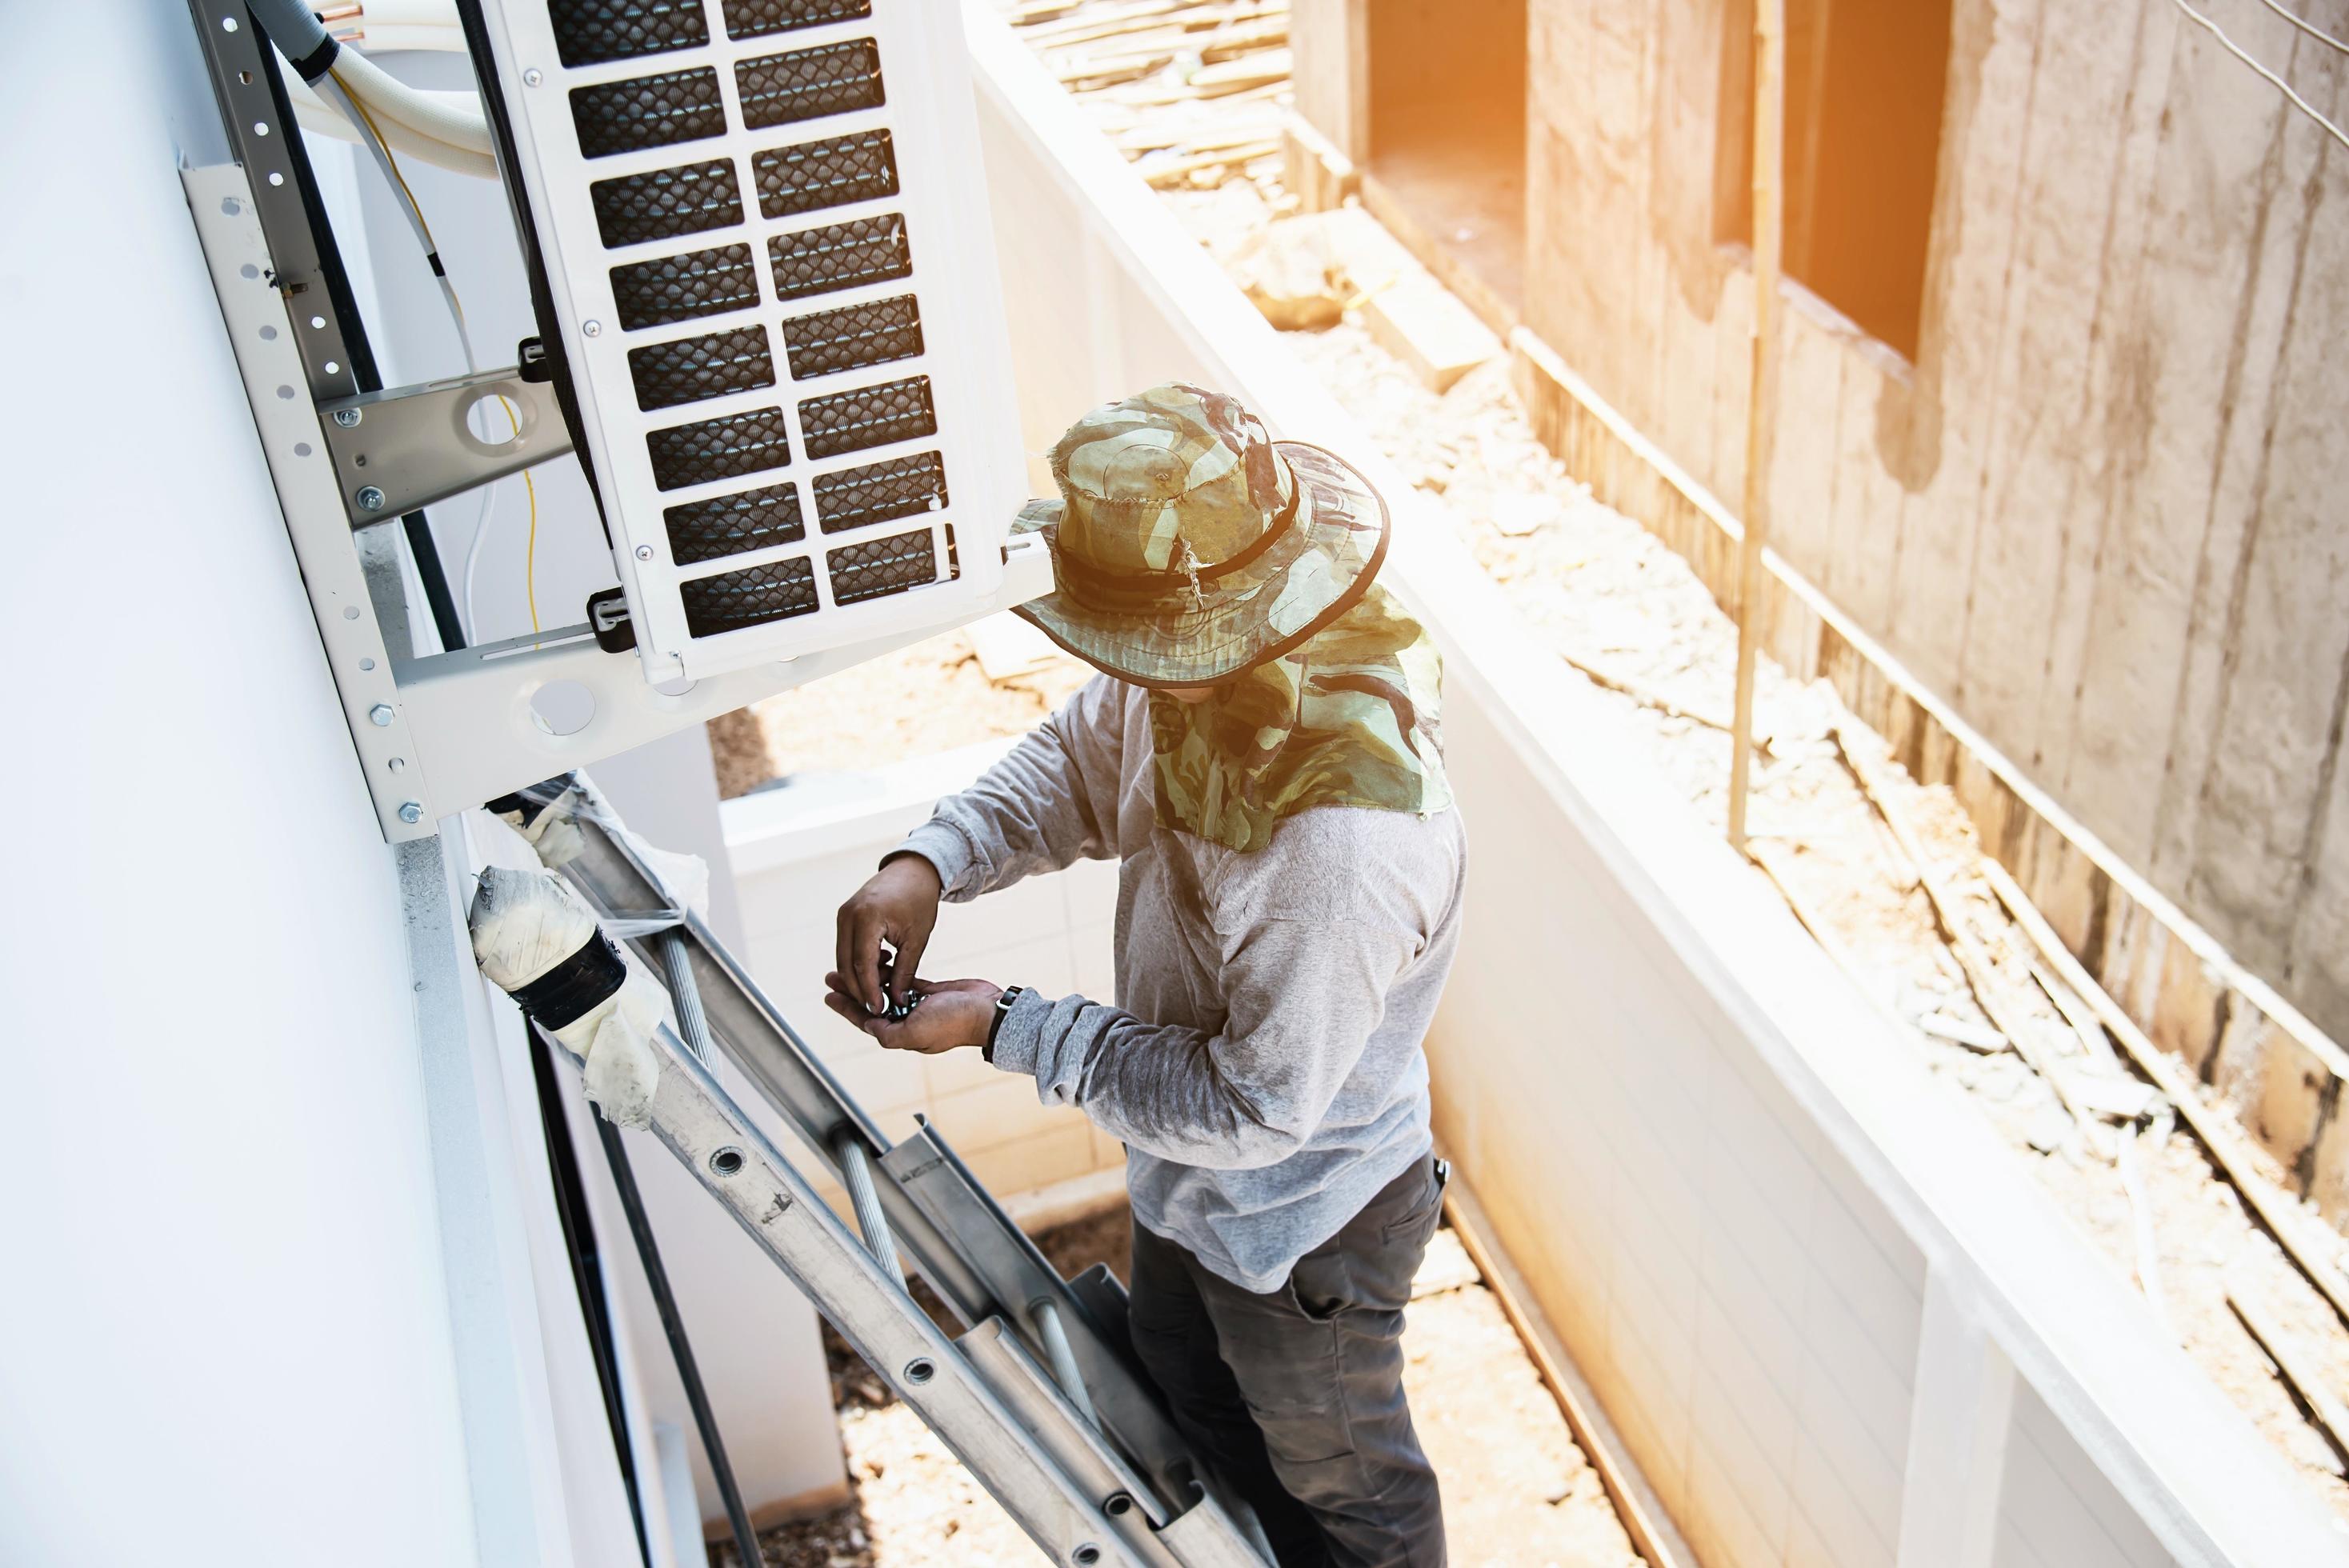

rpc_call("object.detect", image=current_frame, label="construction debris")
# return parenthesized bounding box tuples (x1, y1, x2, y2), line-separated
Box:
(2230, 1282, 2349, 1477)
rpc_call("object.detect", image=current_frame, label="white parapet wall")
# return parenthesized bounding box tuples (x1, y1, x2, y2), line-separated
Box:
(958, 6, 2347, 1567)
(724, 738, 1130, 1210)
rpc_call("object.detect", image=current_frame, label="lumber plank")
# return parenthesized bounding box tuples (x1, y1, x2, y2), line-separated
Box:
(1137, 141, 1278, 186)
(1832, 723, 2095, 1134)
(1984, 854, 2349, 1330)
(2228, 1282, 2349, 1471)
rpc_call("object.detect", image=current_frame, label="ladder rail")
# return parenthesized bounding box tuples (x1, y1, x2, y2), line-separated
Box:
(636, 1018, 1150, 1568)
(553, 818, 998, 1322)
(534, 783, 1271, 1566)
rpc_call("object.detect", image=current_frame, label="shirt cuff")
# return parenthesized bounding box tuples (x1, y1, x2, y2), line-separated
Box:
(886, 821, 978, 899)
(986, 986, 1052, 1078)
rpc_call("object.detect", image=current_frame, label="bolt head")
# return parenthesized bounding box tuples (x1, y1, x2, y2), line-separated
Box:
(581, 319, 602, 338)
(369, 703, 395, 727)
(331, 407, 362, 428)
(523, 67, 543, 86)
(634, 544, 654, 561)
(397, 801, 424, 825)
(357, 485, 386, 511)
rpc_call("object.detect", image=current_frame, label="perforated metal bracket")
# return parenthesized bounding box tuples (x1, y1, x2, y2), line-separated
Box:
(190, 158, 1051, 842)
(319, 368, 573, 526)
(388, 530, 1048, 826)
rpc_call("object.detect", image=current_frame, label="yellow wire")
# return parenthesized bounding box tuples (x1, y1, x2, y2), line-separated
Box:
(338, 71, 540, 635)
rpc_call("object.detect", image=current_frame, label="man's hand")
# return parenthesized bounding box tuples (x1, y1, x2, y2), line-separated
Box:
(823, 974, 999, 1055)
(835, 854, 943, 1014)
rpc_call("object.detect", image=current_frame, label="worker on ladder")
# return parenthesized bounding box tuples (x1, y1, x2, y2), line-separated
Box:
(830, 385, 1465, 1568)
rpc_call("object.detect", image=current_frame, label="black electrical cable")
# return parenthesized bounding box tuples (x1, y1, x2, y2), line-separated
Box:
(529, 1033, 654, 1566)
(250, 16, 468, 650)
(594, 1118, 767, 1568)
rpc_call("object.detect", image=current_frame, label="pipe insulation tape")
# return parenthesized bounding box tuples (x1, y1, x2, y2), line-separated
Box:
(471, 867, 663, 1126)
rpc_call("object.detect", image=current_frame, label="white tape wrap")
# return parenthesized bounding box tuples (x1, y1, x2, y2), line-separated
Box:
(469, 866, 662, 1128)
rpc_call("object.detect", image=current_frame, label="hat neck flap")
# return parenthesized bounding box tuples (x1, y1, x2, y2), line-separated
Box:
(1146, 582, 1453, 853)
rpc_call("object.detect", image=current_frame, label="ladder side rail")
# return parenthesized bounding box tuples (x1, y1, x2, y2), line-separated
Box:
(550, 818, 998, 1322)
(638, 1021, 1153, 1568)
(886, 1126, 1208, 1523)
(960, 1320, 1185, 1568)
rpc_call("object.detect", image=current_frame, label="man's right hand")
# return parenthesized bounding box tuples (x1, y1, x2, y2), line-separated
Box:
(835, 854, 943, 1014)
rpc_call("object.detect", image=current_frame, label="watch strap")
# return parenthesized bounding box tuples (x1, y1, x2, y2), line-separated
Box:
(985, 985, 1025, 1063)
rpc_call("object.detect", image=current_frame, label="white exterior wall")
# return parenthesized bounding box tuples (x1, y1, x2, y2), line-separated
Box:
(725, 740, 1128, 1209)
(0, 7, 478, 1563)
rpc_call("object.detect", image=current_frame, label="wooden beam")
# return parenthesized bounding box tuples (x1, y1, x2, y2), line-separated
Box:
(1983, 854, 2349, 1330)
(1834, 724, 2097, 1137)
(2227, 1282, 2349, 1471)
(1727, 0, 1785, 852)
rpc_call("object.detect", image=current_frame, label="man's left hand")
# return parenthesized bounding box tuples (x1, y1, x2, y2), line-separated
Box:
(822, 974, 1000, 1055)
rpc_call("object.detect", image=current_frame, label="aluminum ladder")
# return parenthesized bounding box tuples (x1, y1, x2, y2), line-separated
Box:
(522, 778, 1271, 1568)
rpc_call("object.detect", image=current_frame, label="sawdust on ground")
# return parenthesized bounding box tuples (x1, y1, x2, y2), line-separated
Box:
(722, 1205, 1646, 1568)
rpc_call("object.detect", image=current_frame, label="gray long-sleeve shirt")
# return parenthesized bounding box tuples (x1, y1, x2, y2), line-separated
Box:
(894, 675, 1467, 1294)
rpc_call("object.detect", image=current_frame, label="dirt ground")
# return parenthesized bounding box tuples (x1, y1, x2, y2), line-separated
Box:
(710, 628, 1092, 799)
(720, 1205, 1646, 1568)
(706, 0, 2349, 1539)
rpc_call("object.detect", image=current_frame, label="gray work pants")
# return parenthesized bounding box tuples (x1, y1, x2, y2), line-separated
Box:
(1126, 1156, 1448, 1568)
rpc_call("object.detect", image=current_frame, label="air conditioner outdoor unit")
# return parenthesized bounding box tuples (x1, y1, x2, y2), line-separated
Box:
(468, 0, 1027, 684)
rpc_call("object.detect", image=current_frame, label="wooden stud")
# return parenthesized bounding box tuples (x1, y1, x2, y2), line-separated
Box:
(1727, 0, 1784, 852)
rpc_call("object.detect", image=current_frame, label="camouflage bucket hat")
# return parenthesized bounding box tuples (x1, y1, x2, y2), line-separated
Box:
(1010, 382, 1391, 686)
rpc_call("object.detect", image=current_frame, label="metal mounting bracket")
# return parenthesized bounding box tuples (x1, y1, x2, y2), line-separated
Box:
(188, 158, 1052, 842)
(320, 367, 571, 526)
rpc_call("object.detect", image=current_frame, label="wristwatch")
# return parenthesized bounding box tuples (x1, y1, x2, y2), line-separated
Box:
(984, 986, 1026, 1063)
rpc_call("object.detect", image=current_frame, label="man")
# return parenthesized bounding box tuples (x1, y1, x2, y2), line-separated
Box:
(826, 384, 1463, 1568)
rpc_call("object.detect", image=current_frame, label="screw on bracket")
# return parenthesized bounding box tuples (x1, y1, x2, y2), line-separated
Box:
(634, 544, 654, 561)
(369, 704, 394, 727)
(357, 485, 386, 512)
(332, 407, 362, 428)
(397, 801, 424, 825)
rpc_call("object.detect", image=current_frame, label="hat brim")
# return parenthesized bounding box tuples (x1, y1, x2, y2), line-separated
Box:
(1008, 442, 1391, 688)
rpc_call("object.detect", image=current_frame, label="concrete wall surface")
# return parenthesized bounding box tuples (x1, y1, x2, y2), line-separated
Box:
(965, 11, 2343, 1563)
(1311, 0, 2349, 1057)
(723, 738, 1130, 1210)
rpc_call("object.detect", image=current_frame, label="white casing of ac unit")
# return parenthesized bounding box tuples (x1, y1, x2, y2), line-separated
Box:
(470, 0, 1028, 685)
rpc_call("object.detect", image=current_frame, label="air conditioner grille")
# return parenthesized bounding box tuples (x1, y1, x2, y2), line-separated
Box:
(590, 158, 743, 249)
(724, 0, 873, 41)
(798, 374, 934, 458)
(610, 243, 760, 331)
(782, 294, 923, 380)
(813, 450, 946, 534)
(569, 65, 727, 159)
(646, 405, 794, 491)
(752, 130, 899, 218)
(628, 323, 775, 410)
(550, 0, 708, 69)
(681, 556, 822, 636)
(827, 526, 938, 605)
(770, 214, 911, 301)
(734, 39, 886, 130)
(483, 0, 1018, 674)
(664, 482, 805, 564)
